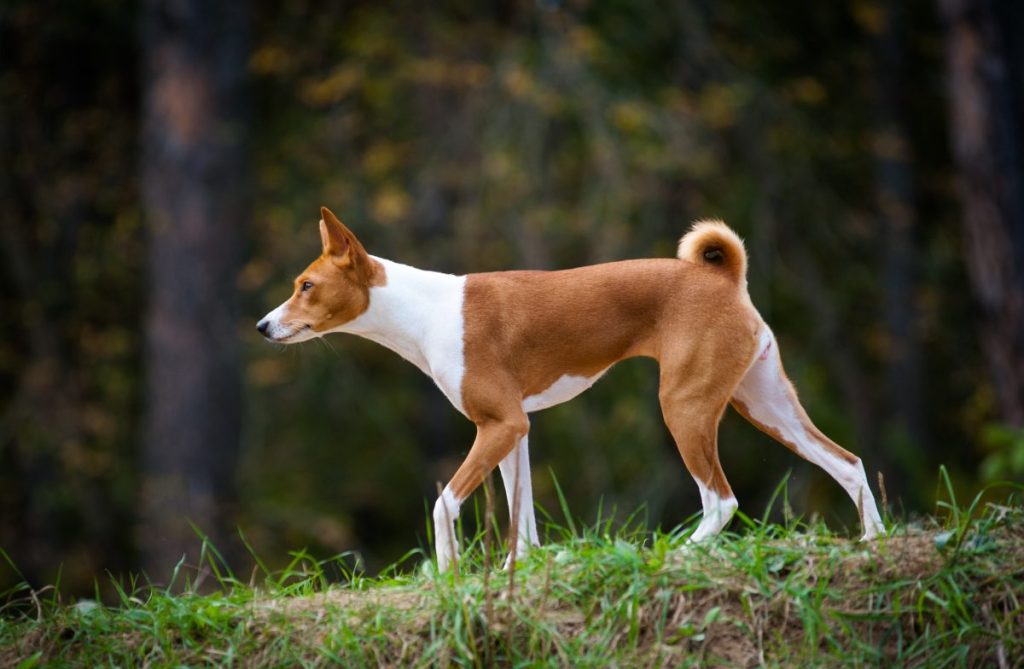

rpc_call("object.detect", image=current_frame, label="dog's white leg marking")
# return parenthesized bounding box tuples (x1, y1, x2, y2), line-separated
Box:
(733, 329, 884, 540)
(498, 435, 539, 567)
(689, 477, 739, 543)
(432, 485, 463, 572)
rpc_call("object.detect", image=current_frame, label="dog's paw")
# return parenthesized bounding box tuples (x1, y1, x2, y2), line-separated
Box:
(435, 535, 460, 573)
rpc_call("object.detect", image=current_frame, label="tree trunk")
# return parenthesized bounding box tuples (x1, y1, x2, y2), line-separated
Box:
(138, 0, 248, 582)
(874, 1, 925, 454)
(940, 0, 1024, 426)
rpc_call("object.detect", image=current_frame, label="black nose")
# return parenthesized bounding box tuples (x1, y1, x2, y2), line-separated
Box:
(256, 320, 269, 335)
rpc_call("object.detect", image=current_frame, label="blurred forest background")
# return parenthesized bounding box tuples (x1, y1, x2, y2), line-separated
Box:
(2, 0, 1023, 598)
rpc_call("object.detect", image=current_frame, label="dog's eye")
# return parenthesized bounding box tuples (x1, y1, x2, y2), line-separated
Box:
(301, 281, 313, 292)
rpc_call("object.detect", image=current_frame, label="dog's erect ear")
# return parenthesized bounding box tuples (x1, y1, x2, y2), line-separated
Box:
(319, 206, 360, 266)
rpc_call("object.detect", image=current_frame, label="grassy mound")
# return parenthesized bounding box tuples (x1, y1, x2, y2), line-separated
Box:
(2, 486, 1022, 667)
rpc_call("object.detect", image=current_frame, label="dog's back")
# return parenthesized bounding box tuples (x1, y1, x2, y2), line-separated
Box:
(462, 255, 759, 401)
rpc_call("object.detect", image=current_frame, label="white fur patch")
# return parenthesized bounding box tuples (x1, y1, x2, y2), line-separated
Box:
(258, 302, 318, 343)
(733, 326, 884, 540)
(522, 368, 610, 413)
(333, 258, 468, 415)
(498, 436, 539, 567)
(689, 478, 738, 542)
(432, 485, 462, 572)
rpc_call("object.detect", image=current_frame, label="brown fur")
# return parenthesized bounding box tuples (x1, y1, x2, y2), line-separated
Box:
(273, 208, 384, 336)
(449, 257, 761, 501)
(268, 210, 871, 539)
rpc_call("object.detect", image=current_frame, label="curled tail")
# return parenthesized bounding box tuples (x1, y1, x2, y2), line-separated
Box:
(676, 219, 748, 284)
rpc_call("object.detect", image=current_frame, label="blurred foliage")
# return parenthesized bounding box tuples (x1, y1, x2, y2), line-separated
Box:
(0, 0, 1002, 595)
(1, 0, 142, 590)
(980, 424, 1024, 482)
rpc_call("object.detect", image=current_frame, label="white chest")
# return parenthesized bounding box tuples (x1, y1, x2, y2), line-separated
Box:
(336, 259, 468, 415)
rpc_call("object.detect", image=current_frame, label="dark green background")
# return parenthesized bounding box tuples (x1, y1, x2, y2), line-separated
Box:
(2, 0, 1021, 598)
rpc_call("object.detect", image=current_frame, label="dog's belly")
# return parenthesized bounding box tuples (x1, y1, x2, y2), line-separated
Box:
(522, 368, 610, 413)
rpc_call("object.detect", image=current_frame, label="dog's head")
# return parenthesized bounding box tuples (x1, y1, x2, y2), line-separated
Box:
(257, 207, 384, 343)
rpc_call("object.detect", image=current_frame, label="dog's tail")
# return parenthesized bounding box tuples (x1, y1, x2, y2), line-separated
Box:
(676, 220, 747, 284)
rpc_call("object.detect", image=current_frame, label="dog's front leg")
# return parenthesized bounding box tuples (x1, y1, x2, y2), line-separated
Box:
(433, 412, 529, 572)
(498, 435, 540, 568)
(432, 486, 462, 573)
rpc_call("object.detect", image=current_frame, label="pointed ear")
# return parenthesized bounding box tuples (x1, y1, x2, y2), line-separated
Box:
(319, 206, 353, 264)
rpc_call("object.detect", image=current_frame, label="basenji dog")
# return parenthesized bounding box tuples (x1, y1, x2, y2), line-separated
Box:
(257, 207, 884, 571)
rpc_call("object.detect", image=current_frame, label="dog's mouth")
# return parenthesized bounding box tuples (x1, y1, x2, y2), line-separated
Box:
(261, 322, 314, 344)
(278, 324, 313, 343)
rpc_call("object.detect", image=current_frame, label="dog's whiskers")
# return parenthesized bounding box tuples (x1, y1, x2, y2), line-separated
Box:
(315, 336, 342, 358)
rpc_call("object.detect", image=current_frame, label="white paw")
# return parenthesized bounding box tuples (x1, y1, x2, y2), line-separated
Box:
(501, 540, 536, 570)
(859, 520, 884, 542)
(432, 486, 463, 572)
(687, 495, 738, 543)
(436, 534, 459, 572)
(687, 523, 720, 543)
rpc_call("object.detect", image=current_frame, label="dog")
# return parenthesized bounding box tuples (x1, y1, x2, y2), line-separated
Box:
(257, 207, 884, 571)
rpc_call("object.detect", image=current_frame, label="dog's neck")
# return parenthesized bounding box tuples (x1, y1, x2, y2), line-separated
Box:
(332, 257, 466, 377)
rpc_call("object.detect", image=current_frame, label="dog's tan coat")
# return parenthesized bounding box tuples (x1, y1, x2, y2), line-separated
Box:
(259, 208, 884, 569)
(451, 260, 761, 502)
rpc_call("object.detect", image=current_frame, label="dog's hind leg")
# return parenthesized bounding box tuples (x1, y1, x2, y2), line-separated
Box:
(498, 435, 539, 568)
(659, 377, 739, 542)
(731, 327, 884, 540)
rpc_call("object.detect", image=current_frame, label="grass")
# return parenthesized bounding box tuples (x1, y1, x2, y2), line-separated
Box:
(1, 472, 1022, 667)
